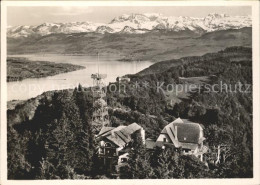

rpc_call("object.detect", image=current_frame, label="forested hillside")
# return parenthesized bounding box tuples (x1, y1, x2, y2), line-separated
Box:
(7, 46, 252, 179)
(123, 46, 252, 178)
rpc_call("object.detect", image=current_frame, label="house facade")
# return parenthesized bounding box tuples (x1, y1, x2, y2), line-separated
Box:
(116, 76, 131, 83)
(96, 123, 145, 173)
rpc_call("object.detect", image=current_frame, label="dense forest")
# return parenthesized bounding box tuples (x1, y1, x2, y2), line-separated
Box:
(7, 46, 252, 179)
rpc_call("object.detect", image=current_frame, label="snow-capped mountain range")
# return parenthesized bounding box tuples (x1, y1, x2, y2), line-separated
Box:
(7, 13, 251, 38)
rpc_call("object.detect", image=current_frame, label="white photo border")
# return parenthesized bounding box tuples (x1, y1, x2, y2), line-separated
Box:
(1, 1, 259, 185)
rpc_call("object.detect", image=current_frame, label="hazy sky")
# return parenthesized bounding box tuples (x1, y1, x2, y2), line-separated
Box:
(7, 6, 251, 26)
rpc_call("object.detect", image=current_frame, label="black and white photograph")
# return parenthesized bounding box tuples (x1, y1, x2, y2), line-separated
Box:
(1, 1, 260, 184)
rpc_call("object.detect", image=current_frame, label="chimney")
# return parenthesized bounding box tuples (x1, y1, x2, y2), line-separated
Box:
(174, 126, 178, 140)
(141, 128, 145, 144)
(111, 130, 115, 137)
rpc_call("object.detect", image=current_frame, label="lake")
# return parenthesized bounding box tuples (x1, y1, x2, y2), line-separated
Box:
(7, 55, 154, 101)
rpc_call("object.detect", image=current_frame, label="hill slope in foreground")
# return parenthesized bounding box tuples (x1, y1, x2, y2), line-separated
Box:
(8, 27, 251, 62)
(7, 46, 252, 179)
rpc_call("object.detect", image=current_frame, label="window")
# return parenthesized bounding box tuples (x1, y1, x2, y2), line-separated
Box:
(121, 158, 127, 163)
(105, 142, 112, 147)
(184, 149, 191, 153)
(99, 148, 104, 154)
(163, 138, 167, 142)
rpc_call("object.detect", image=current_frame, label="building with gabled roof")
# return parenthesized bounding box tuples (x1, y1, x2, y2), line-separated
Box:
(96, 123, 145, 173)
(155, 118, 207, 161)
(97, 123, 145, 147)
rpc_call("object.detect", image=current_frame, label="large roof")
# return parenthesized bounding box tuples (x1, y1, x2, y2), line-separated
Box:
(159, 118, 204, 149)
(97, 123, 142, 147)
(98, 127, 116, 136)
(176, 122, 201, 143)
(179, 142, 198, 150)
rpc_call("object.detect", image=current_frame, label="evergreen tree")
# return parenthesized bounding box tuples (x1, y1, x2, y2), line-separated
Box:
(119, 131, 154, 179)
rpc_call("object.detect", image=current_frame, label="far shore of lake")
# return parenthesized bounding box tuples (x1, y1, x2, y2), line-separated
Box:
(7, 57, 86, 82)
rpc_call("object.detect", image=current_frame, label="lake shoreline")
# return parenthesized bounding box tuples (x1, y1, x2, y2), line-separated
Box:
(7, 57, 86, 82)
(7, 55, 154, 101)
(8, 53, 141, 63)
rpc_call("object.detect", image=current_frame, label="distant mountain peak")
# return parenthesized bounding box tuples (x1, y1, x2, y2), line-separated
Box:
(206, 13, 228, 18)
(96, 25, 114, 34)
(7, 13, 252, 38)
(143, 13, 162, 17)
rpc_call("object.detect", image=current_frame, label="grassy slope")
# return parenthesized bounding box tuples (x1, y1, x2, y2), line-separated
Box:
(7, 57, 85, 82)
(127, 46, 251, 111)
